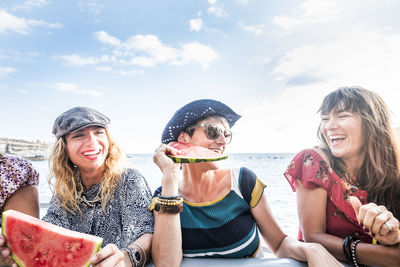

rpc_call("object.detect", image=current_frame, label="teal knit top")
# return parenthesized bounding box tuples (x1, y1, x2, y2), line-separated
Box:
(153, 167, 266, 258)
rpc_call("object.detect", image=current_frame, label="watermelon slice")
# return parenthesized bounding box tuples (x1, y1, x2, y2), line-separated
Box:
(1, 210, 102, 267)
(167, 141, 228, 163)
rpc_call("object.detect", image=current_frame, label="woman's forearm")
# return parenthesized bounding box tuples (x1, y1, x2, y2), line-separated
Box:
(305, 231, 400, 266)
(152, 213, 182, 267)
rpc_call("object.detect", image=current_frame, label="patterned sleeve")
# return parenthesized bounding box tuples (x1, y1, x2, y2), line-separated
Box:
(42, 196, 71, 228)
(284, 149, 331, 192)
(0, 154, 40, 208)
(121, 169, 154, 240)
(238, 167, 266, 208)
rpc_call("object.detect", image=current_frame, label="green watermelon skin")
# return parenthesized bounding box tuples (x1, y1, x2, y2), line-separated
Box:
(1, 210, 102, 267)
(167, 142, 228, 163)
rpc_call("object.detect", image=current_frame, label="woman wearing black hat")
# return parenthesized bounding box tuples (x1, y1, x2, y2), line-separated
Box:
(151, 99, 341, 267)
(1, 106, 153, 267)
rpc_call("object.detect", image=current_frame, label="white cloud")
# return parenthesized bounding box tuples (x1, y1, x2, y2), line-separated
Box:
(207, 6, 228, 17)
(0, 10, 30, 34)
(0, 66, 17, 76)
(78, 0, 104, 15)
(61, 32, 218, 70)
(207, 0, 228, 17)
(179, 43, 218, 69)
(273, 0, 344, 30)
(0, 9, 62, 34)
(271, 29, 400, 128)
(273, 30, 400, 87)
(59, 54, 103, 66)
(239, 22, 265, 36)
(94, 31, 121, 46)
(11, 0, 49, 11)
(16, 90, 29, 94)
(190, 18, 203, 32)
(52, 82, 103, 97)
(27, 19, 62, 28)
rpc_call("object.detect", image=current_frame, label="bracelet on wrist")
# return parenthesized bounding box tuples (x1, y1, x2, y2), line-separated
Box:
(351, 239, 361, 267)
(158, 194, 182, 200)
(148, 196, 184, 213)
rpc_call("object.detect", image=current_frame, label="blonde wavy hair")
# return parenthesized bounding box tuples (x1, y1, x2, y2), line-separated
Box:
(48, 129, 129, 214)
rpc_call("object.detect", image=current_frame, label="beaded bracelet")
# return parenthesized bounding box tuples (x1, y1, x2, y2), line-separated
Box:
(351, 239, 361, 267)
(158, 194, 182, 200)
(154, 197, 184, 213)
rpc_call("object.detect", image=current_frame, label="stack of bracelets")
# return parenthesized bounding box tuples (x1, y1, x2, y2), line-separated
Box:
(343, 235, 366, 267)
(153, 194, 184, 214)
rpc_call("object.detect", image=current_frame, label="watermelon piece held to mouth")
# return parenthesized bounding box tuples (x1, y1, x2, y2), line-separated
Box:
(167, 141, 228, 163)
(1, 210, 103, 267)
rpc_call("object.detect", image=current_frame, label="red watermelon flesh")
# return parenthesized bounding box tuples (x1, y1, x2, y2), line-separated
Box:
(1, 210, 102, 267)
(167, 141, 228, 163)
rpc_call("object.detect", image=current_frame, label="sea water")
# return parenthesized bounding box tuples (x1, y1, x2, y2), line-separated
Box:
(32, 153, 299, 238)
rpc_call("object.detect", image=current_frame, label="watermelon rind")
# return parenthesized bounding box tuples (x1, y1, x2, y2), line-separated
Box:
(2, 212, 24, 267)
(168, 154, 228, 163)
(2, 210, 103, 267)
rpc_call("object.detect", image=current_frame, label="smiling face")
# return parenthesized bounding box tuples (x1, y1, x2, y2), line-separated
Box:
(65, 126, 109, 173)
(180, 116, 231, 154)
(320, 107, 364, 163)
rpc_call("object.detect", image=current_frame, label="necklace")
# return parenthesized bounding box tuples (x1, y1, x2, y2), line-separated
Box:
(76, 171, 102, 207)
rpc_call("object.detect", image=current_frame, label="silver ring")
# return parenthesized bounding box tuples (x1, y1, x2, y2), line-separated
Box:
(375, 207, 382, 215)
(384, 221, 392, 231)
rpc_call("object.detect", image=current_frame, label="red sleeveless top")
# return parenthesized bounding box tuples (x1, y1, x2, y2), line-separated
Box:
(284, 149, 372, 243)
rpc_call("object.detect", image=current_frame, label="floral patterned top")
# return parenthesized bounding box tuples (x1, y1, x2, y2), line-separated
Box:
(43, 168, 154, 249)
(0, 154, 39, 213)
(284, 149, 372, 243)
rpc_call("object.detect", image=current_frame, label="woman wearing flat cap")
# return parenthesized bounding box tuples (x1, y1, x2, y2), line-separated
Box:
(151, 99, 341, 267)
(43, 107, 152, 266)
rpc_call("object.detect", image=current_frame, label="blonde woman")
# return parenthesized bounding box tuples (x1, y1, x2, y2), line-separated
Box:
(0, 107, 153, 267)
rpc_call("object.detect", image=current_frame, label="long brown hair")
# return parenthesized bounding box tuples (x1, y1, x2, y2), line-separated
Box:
(48, 129, 128, 214)
(318, 86, 400, 218)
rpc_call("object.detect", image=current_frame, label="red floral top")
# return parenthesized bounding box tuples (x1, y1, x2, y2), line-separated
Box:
(284, 149, 372, 243)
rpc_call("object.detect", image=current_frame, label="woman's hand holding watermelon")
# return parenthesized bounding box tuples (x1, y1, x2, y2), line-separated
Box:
(90, 243, 131, 267)
(153, 144, 181, 195)
(0, 234, 17, 267)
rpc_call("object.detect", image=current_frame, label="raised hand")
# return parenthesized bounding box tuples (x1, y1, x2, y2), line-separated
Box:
(350, 196, 399, 245)
(153, 144, 180, 173)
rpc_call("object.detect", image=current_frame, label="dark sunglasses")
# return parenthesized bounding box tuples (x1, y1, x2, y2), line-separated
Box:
(188, 123, 232, 144)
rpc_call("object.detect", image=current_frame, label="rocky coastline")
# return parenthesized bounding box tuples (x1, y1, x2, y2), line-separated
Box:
(0, 137, 52, 161)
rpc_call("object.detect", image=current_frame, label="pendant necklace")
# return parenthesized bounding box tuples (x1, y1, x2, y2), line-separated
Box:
(76, 171, 102, 207)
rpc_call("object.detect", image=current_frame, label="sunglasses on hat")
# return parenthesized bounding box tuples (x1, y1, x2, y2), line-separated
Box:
(188, 123, 232, 144)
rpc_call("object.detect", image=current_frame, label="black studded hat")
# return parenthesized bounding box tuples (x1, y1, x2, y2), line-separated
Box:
(161, 99, 241, 144)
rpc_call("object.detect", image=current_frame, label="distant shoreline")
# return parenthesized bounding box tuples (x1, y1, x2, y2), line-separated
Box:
(0, 137, 52, 160)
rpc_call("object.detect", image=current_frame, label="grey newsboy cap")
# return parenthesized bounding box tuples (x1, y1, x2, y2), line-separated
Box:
(161, 99, 241, 144)
(52, 106, 110, 139)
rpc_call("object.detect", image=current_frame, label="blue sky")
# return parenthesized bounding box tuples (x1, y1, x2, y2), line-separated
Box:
(1, 0, 400, 153)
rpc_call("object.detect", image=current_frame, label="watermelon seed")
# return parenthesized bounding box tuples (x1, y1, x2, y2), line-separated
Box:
(66, 244, 71, 249)
(43, 251, 47, 256)
(35, 258, 39, 261)
(27, 235, 31, 239)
